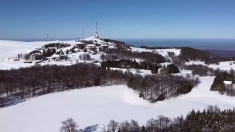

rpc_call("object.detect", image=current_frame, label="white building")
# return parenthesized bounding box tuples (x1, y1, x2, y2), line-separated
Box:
(224, 81, 232, 85)
(5, 57, 20, 62)
(86, 44, 96, 49)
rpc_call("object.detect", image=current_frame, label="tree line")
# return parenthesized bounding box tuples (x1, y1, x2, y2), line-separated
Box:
(0, 63, 196, 107)
(180, 47, 235, 65)
(43, 43, 71, 49)
(61, 105, 235, 132)
(184, 64, 215, 76)
(101, 59, 180, 75)
(104, 48, 166, 64)
(0, 64, 127, 107)
(103, 106, 235, 132)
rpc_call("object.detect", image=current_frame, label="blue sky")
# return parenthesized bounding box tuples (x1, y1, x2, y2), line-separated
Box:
(0, 0, 235, 39)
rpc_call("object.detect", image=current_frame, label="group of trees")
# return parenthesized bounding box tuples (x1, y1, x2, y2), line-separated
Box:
(105, 48, 166, 64)
(180, 47, 218, 64)
(140, 46, 181, 50)
(101, 38, 127, 46)
(79, 53, 91, 60)
(101, 59, 161, 71)
(165, 64, 180, 74)
(127, 73, 200, 103)
(180, 47, 235, 65)
(43, 43, 71, 49)
(184, 64, 215, 76)
(100, 54, 118, 61)
(62, 106, 235, 132)
(101, 59, 179, 75)
(210, 69, 235, 96)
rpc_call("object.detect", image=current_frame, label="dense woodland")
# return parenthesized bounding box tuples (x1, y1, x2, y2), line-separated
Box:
(180, 47, 235, 64)
(106, 106, 235, 132)
(184, 64, 215, 76)
(0, 63, 198, 107)
(43, 43, 71, 49)
(61, 106, 235, 132)
(0, 64, 126, 107)
(140, 46, 181, 49)
(101, 38, 127, 46)
(101, 59, 160, 72)
(128, 73, 199, 102)
(180, 47, 218, 63)
(104, 49, 166, 64)
(210, 69, 235, 96)
(101, 59, 180, 74)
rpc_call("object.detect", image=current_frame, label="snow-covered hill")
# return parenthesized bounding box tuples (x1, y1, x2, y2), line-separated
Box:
(0, 37, 182, 70)
(0, 39, 76, 69)
(2, 37, 235, 132)
(1, 76, 235, 132)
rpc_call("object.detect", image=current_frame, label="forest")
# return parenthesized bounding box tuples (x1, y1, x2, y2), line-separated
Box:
(184, 64, 215, 76)
(0, 63, 198, 107)
(0, 64, 126, 107)
(127, 73, 199, 102)
(61, 106, 235, 132)
(100, 59, 179, 74)
(179, 47, 235, 65)
(104, 49, 166, 64)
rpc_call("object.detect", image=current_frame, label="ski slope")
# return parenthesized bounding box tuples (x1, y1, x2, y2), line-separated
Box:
(1, 76, 235, 132)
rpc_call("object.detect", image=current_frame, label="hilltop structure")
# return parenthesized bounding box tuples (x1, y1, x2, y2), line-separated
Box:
(95, 21, 99, 39)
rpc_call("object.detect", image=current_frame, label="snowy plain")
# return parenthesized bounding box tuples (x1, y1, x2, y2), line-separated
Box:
(1, 76, 235, 132)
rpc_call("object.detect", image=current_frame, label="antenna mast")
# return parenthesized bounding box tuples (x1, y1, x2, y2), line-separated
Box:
(82, 26, 84, 40)
(95, 21, 99, 38)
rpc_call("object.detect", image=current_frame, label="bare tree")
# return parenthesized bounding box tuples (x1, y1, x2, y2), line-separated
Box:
(130, 120, 140, 132)
(107, 120, 119, 132)
(60, 118, 79, 132)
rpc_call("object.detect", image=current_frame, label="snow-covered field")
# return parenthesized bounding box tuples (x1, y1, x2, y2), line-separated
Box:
(1, 76, 235, 132)
(111, 68, 152, 76)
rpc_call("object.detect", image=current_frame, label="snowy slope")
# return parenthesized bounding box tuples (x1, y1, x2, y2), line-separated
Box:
(0, 40, 76, 70)
(1, 76, 235, 132)
(0, 37, 116, 70)
(186, 60, 235, 71)
(111, 68, 152, 76)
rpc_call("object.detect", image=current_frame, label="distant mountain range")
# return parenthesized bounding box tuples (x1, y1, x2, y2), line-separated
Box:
(204, 49, 235, 57)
